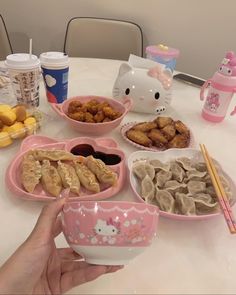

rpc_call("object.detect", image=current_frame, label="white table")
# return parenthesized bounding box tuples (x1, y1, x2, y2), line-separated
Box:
(1, 58, 236, 294)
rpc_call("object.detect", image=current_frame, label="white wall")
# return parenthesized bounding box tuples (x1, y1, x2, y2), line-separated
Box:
(1, 0, 236, 79)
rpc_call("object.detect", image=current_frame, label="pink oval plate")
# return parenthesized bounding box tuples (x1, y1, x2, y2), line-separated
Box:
(120, 121, 195, 152)
(6, 135, 126, 202)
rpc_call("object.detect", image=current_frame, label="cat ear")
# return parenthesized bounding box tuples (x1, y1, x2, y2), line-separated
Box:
(118, 63, 132, 77)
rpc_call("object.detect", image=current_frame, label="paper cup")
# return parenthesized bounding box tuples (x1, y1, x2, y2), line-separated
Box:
(5, 53, 41, 107)
(40, 52, 69, 104)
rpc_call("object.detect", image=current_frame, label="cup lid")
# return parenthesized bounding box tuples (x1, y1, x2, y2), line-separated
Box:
(146, 44, 180, 58)
(40, 52, 69, 66)
(5, 53, 40, 69)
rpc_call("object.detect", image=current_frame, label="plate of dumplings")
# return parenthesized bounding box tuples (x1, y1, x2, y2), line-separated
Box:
(128, 149, 236, 220)
(6, 135, 126, 201)
(121, 116, 193, 151)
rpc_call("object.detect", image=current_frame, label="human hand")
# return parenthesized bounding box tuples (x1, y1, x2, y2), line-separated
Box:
(0, 197, 123, 294)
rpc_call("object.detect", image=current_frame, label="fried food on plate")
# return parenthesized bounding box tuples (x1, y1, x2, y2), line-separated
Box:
(133, 122, 157, 132)
(175, 120, 190, 135)
(155, 117, 173, 128)
(168, 134, 189, 149)
(161, 124, 176, 140)
(148, 129, 168, 147)
(126, 129, 152, 147)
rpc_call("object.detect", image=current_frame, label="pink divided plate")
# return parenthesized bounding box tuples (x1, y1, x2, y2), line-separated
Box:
(128, 149, 236, 221)
(120, 121, 195, 152)
(6, 135, 126, 202)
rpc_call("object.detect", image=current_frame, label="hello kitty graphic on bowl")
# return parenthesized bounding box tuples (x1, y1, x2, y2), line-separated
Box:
(113, 57, 172, 114)
(92, 218, 120, 245)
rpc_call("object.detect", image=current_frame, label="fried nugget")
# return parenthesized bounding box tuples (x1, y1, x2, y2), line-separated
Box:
(161, 124, 176, 140)
(103, 106, 117, 119)
(126, 129, 152, 147)
(167, 134, 189, 149)
(103, 117, 112, 122)
(148, 129, 168, 148)
(94, 111, 105, 123)
(84, 112, 95, 123)
(174, 120, 190, 136)
(68, 112, 85, 122)
(68, 101, 82, 114)
(97, 102, 110, 111)
(133, 122, 157, 132)
(155, 117, 173, 128)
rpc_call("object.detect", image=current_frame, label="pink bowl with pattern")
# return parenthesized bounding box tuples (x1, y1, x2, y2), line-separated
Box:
(62, 200, 159, 265)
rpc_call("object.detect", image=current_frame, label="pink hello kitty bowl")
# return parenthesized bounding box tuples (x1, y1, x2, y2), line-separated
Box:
(62, 200, 159, 265)
(50, 96, 132, 135)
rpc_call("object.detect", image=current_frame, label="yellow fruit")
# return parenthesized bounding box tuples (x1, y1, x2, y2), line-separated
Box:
(24, 117, 37, 135)
(0, 131, 12, 147)
(0, 104, 11, 113)
(0, 110, 16, 126)
(12, 105, 27, 122)
(8, 122, 26, 139)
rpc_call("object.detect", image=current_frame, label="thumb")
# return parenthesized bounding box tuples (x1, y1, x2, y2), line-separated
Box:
(29, 197, 67, 244)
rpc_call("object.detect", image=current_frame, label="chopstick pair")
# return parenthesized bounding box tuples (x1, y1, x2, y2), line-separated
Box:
(200, 144, 236, 234)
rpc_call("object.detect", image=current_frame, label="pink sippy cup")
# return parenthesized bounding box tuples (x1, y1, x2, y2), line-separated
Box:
(200, 51, 236, 122)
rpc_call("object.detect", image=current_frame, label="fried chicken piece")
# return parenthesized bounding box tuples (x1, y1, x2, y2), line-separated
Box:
(68, 112, 85, 121)
(126, 129, 152, 147)
(155, 117, 173, 128)
(97, 102, 110, 111)
(161, 124, 176, 140)
(103, 106, 118, 119)
(174, 120, 190, 136)
(103, 117, 112, 122)
(68, 101, 82, 114)
(112, 111, 122, 120)
(133, 122, 157, 132)
(94, 111, 105, 123)
(88, 99, 99, 105)
(167, 134, 189, 149)
(87, 104, 98, 115)
(148, 129, 168, 148)
(84, 112, 95, 123)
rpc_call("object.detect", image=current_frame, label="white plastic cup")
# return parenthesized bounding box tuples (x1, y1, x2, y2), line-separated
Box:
(40, 52, 69, 104)
(5, 53, 41, 107)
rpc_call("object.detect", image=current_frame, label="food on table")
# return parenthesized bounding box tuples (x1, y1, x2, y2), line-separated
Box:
(132, 157, 234, 216)
(57, 161, 80, 195)
(126, 129, 152, 147)
(0, 131, 12, 147)
(126, 116, 190, 150)
(86, 155, 118, 186)
(67, 99, 122, 123)
(74, 161, 100, 193)
(19, 149, 118, 197)
(21, 154, 42, 193)
(31, 149, 76, 161)
(0, 104, 41, 147)
(41, 160, 62, 197)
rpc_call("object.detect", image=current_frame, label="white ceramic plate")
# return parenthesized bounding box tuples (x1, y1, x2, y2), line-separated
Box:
(128, 149, 236, 221)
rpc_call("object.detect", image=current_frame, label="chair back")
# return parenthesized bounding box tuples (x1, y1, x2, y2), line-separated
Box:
(64, 17, 143, 60)
(0, 15, 12, 60)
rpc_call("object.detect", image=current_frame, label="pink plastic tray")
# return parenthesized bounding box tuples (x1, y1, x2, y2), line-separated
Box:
(5, 135, 126, 202)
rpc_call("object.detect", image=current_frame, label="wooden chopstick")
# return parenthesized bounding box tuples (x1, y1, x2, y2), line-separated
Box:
(200, 144, 236, 234)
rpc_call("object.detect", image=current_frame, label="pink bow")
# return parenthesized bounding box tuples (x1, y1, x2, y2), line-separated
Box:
(147, 65, 172, 90)
(107, 218, 120, 230)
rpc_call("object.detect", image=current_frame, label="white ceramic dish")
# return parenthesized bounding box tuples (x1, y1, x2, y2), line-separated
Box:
(128, 149, 236, 221)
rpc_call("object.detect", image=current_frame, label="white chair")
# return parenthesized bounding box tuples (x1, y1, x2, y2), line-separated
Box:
(64, 17, 143, 60)
(0, 15, 12, 60)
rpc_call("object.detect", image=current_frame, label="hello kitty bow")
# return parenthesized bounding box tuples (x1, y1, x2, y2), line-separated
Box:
(147, 65, 173, 90)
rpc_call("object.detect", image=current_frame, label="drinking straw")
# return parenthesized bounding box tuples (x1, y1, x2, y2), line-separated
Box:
(29, 38, 32, 59)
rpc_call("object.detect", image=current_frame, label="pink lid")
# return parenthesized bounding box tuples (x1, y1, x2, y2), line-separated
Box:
(146, 44, 180, 58)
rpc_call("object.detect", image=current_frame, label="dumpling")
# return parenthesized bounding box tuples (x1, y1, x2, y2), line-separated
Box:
(164, 180, 187, 194)
(154, 170, 172, 188)
(170, 161, 185, 182)
(74, 161, 100, 193)
(21, 154, 41, 193)
(57, 161, 80, 195)
(176, 157, 195, 171)
(193, 162, 207, 172)
(194, 198, 218, 214)
(41, 160, 62, 197)
(186, 169, 207, 181)
(132, 162, 155, 180)
(149, 159, 170, 172)
(86, 155, 117, 186)
(175, 193, 196, 215)
(193, 193, 213, 203)
(187, 180, 206, 195)
(155, 189, 175, 213)
(32, 149, 75, 161)
(141, 175, 155, 202)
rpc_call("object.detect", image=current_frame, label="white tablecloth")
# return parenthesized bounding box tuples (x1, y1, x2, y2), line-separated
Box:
(1, 58, 236, 294)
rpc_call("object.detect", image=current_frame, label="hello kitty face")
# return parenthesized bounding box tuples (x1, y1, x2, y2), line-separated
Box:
(113, 63, 172, 114)
(94, 219, 120, 236)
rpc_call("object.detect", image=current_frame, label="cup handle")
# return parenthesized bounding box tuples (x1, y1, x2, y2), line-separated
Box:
(230, 106, 236, 116)
(122, 98, 133, 114)
(200, 80, 211, 101)
(50, 103, 65, 117)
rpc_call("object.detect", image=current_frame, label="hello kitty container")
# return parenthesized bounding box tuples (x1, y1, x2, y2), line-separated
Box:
(62, 200, 159, 265)
(200, 51, 236, 122)
(146, 44, 180, 72)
